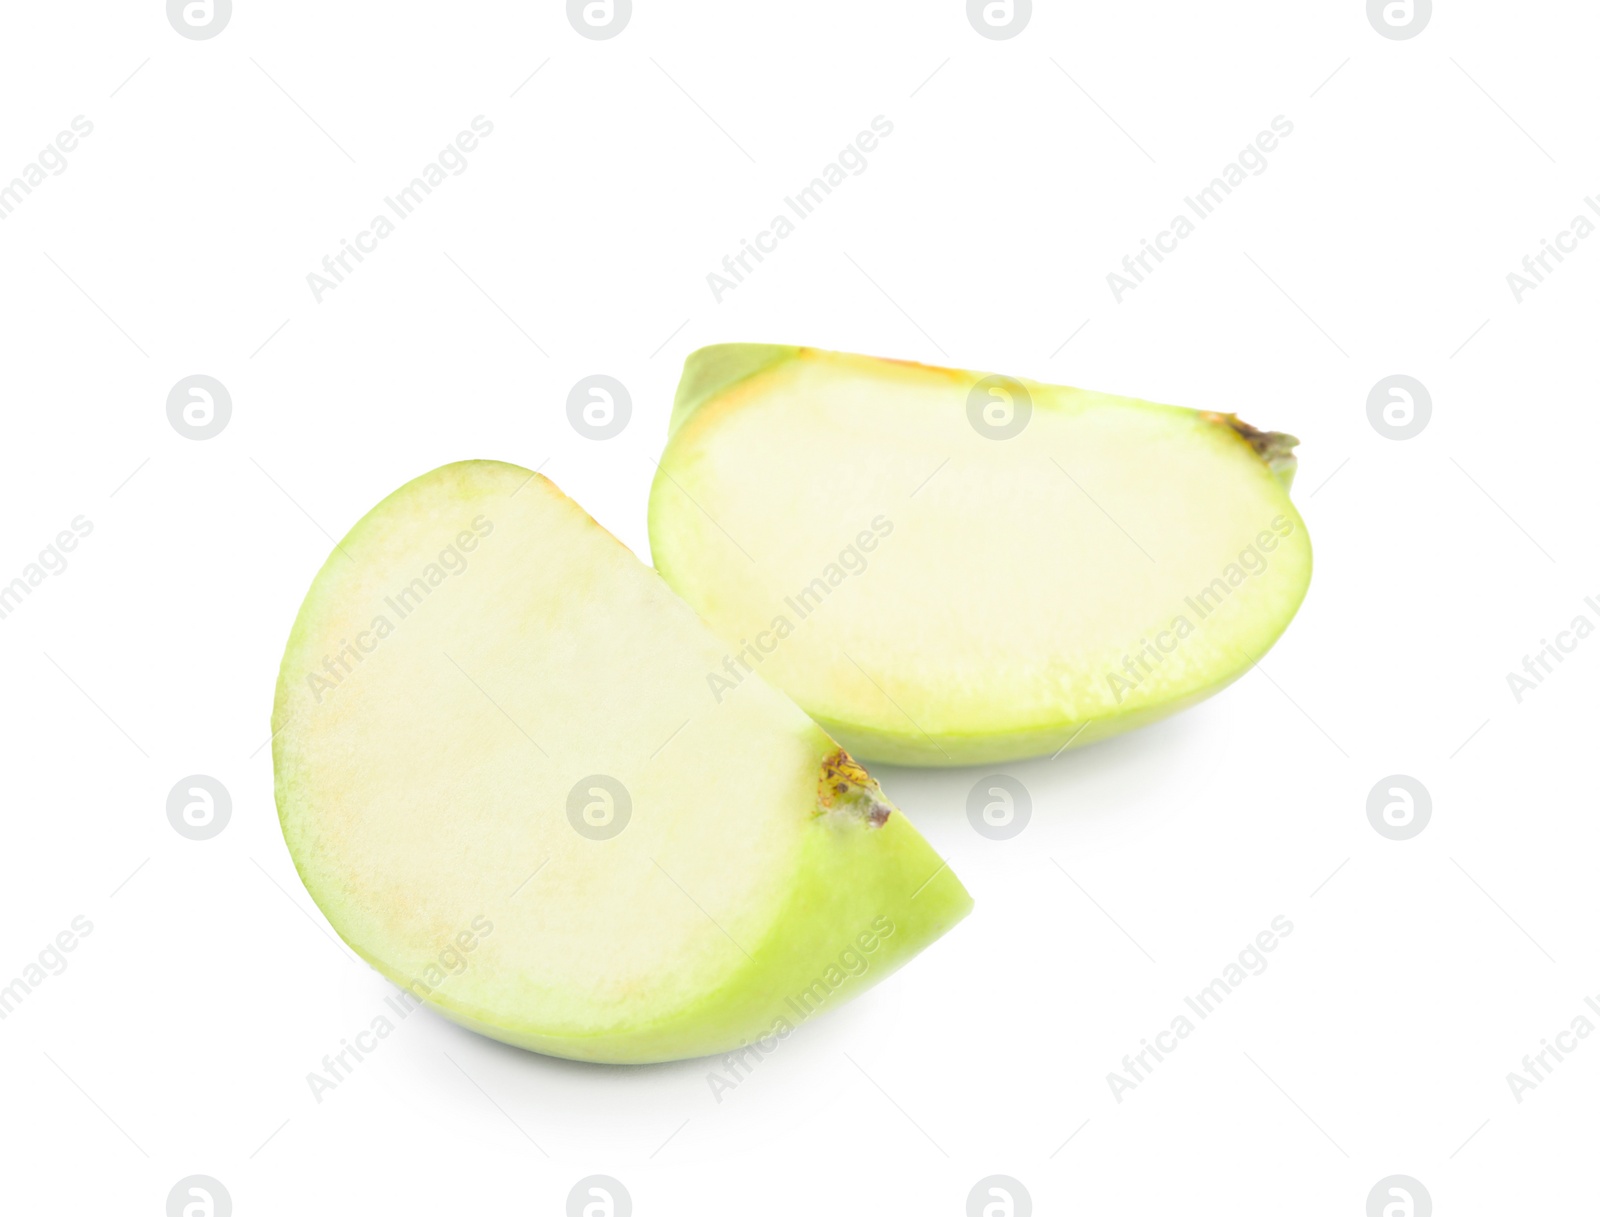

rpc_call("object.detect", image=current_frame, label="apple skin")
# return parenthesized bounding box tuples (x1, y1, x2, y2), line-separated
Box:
(395, 804, 973, 1063)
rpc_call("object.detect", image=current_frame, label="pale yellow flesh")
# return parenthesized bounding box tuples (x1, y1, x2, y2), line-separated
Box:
(272, 462, 970, 1063)
(649, 347, 1313, 765)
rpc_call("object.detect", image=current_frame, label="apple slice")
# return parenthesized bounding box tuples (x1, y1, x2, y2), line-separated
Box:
(272, 461, 969, 1064)
(649, 345, 1313, 766)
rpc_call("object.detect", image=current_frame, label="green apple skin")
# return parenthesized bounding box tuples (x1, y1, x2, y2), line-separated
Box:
(418, 808, 967, 1062)
(650, 345, 1313, 766)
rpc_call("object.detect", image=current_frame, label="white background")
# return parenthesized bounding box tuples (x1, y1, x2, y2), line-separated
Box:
(1, 1, 1595, 1212)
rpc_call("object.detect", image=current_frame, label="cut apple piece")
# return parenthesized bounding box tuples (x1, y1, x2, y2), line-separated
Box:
(649, 345, 1313, 765)
(272, 461, 969, 1064)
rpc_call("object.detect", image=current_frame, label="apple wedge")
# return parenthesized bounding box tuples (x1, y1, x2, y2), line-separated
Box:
(272, 461, 969, 1064)
(649, 345, 1313, 766)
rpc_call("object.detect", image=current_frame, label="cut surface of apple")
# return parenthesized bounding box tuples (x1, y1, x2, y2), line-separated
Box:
(649, 345, 1313, 766)
(272, 461, 969, 1064)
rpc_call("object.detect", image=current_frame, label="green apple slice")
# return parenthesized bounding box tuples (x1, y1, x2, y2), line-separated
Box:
(649, 345, 1312, 766)
(272, 461, 970, 1064)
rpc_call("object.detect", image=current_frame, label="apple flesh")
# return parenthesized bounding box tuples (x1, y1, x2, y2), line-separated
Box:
(272, 461, 970, 1064)
(649, 345, 1313, 766)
